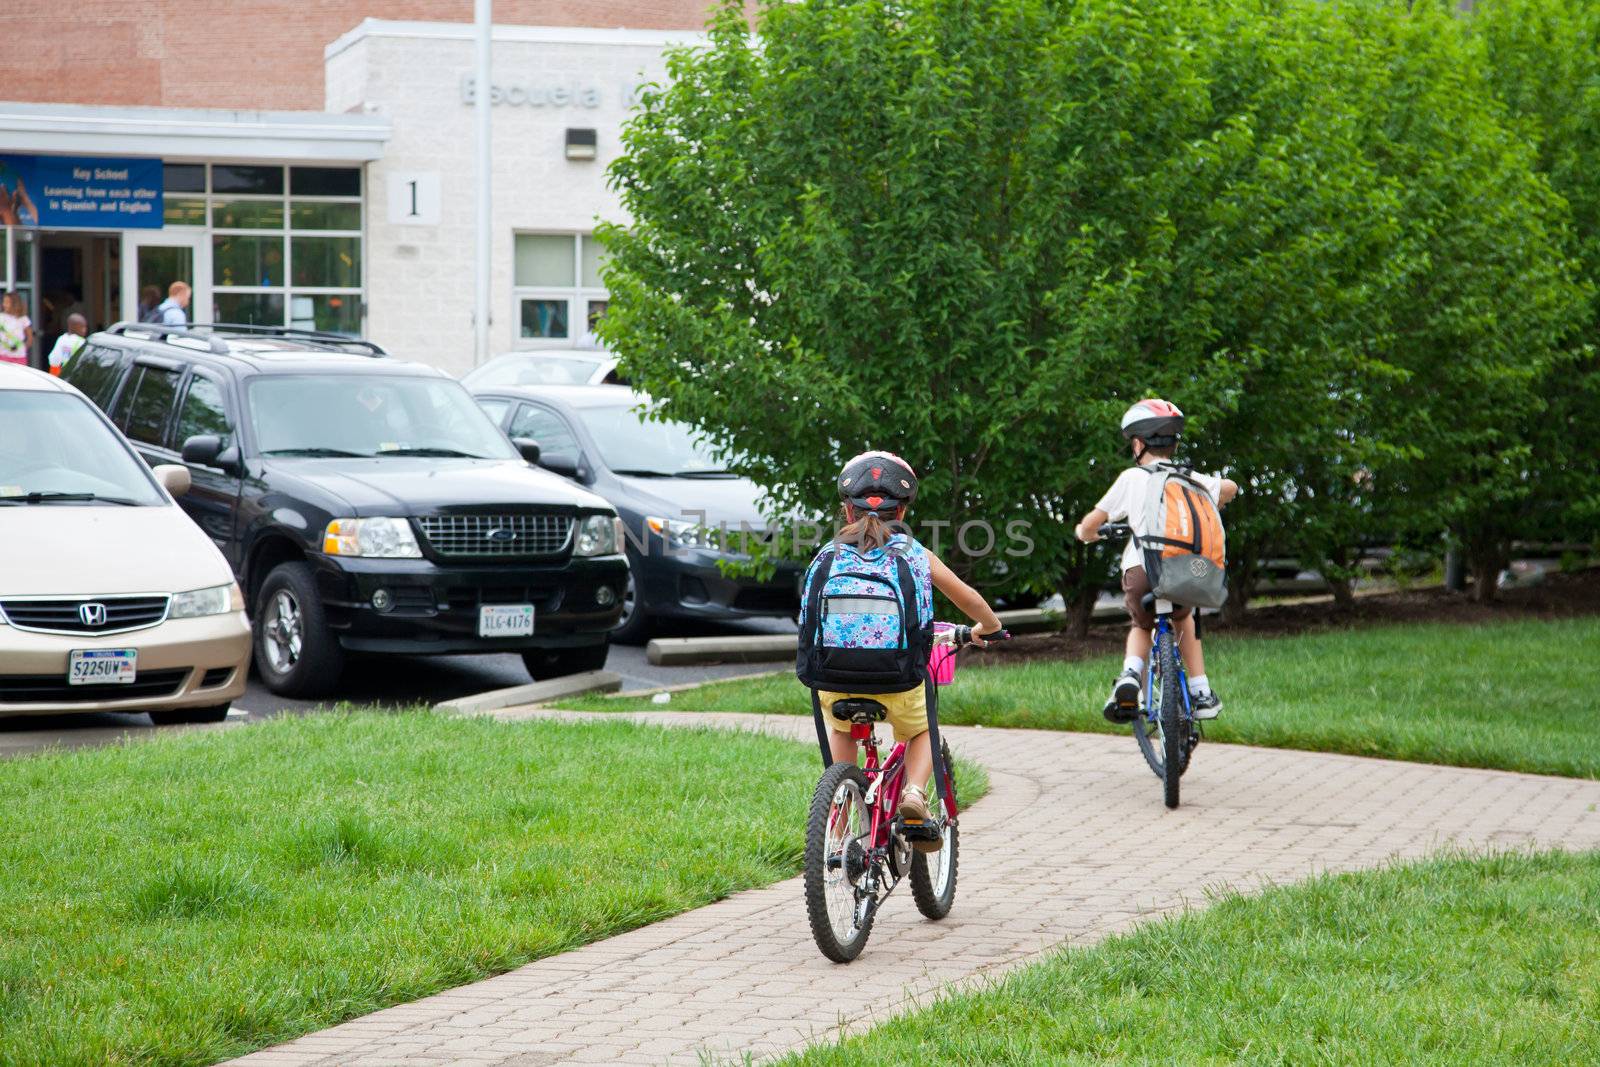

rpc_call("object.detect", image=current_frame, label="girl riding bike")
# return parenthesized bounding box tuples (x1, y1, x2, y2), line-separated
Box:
(803, 451, 1003, 840)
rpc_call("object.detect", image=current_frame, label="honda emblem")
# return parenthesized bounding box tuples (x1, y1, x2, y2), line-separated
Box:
(79, 602, 108, 627)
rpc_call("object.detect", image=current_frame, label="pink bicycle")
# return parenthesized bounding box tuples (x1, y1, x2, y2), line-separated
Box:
(803, 624, 1008, 962)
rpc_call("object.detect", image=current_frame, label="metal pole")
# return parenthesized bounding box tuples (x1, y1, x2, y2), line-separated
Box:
(473, 0, 493, 368)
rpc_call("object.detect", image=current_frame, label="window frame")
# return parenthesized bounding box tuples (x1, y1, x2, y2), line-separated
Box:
(510, 233, 608, 350)
(172, 366, 235, 456)
(115, 357, 186, 450)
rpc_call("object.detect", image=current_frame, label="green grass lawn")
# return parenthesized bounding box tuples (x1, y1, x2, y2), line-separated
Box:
(0, 712, 827, 1067)
(573, 617, 1600, 778)
(784, 848, 1600, 1065)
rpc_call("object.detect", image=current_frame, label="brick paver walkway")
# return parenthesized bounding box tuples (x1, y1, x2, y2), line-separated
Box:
(226, 710, 1600, 1066)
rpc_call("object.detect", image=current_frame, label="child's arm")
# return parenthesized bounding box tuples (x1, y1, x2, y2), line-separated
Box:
(1218, 478, 1239, 505)
(927, 552, 1004, 646)
(1074, 507, 1110, 543)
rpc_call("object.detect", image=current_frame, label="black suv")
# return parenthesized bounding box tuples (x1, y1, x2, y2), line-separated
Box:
(63, 323, 628, 697)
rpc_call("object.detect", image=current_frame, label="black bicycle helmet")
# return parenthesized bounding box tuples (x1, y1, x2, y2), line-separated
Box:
(838, 450, 918, 516)
(1120, 398, 1185, 448)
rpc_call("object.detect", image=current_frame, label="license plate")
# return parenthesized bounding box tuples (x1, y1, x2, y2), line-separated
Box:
(68, 649, 138, 686)
(478, 604, 534, 638)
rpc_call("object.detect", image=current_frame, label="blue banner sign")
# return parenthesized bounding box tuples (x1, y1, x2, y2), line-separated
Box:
(0, 154, 164, 229)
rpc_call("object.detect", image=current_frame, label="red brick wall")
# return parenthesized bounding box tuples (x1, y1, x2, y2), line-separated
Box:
(6, 1, 728, 111)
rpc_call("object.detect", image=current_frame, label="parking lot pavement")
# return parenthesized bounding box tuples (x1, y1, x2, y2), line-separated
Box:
(1, 617, 794, 759)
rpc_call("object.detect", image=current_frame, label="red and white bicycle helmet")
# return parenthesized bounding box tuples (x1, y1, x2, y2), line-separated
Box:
(838, 450, 918, 516)
(1120, 398, 1185, 447)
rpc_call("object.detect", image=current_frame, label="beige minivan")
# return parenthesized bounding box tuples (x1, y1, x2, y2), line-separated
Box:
(0, 363, 251, 723)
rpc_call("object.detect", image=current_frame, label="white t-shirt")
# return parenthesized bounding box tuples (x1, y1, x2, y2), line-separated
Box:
(49, 333, 85, 370)
(0, 313, 30, 365)
(1095, 464, 1224, 573)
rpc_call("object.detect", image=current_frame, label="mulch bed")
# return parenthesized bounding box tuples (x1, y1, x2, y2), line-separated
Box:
(977, 567, 1600, 667)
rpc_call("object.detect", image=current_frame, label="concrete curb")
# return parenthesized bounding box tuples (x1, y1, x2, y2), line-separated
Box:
(646, 634, 796, 666)
(600, 668, 788, 699)
(433, 670, 622, 715)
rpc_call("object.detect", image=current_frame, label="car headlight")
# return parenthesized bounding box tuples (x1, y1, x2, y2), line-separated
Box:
(574, 514, 624, 557)
(323, 517, 423, 558)
(170, 583, 243, 619)
(645, 515, 724, 552)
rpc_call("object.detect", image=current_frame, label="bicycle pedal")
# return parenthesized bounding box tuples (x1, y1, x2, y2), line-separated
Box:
(897, 818, 941, 841)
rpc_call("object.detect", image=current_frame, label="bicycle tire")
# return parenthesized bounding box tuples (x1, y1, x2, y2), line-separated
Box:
(910, 739, 959, 920)
(1133, 707, 1165, 779)
(804, 761, 875, 962)
(1157, 627, 1184, 809)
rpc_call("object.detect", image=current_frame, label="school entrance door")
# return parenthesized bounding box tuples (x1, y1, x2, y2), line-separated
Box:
(122, 230, 210, 327)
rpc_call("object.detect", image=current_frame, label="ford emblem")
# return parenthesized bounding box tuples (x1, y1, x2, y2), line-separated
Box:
(487, 528, 518, 544)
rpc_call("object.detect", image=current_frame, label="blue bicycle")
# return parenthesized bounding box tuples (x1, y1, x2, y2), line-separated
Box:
(1099, 523, 1199, 809)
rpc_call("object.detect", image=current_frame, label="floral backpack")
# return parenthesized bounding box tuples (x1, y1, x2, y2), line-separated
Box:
(796, 534, 934, 694)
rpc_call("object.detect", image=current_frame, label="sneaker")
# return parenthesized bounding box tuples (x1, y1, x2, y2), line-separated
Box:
(897, 786, 942, 854)
(1190, 688, 1223, 719)
(1103, 668, 1141, 724)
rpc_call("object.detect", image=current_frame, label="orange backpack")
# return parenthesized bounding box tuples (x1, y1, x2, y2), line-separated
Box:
(1132, 463, 1228, 608)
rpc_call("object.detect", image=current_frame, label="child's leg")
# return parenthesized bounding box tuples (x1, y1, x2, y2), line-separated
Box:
(828, 729, 859, 765)
(903, 730, 932, 793)
(1176, 614, 1206, 676)
(1126, 622, 1153, 663)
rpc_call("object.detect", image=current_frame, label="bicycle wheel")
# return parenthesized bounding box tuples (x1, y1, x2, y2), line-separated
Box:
(1133, 702, 1165, 779)
(804, 761, 875, 962)
(1156, 627, 1185, 809)
(910, 739, 959, 920)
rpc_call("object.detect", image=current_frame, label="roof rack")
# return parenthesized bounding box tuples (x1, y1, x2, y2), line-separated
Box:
(103, 321, 388, 357)
(188, 322, 390, 357)
(105, 321, 230, 354)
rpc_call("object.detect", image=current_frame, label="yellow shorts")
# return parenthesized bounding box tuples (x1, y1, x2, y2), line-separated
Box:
(817, 686, 928, 743)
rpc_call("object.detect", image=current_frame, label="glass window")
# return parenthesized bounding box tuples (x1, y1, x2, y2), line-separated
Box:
(213, 199, 284, 229)
(163, 164, 205, 194)
(508, 404, 579, 462)
(211, 165, 284, 195)
(289, 293, 360, 335)
(247, 375, 517, 460)
(291, 236, 361, 288)
(573, 405, 725, 476)
(174, 375, 231, 449)
(0, 393, 164, 506)
(215, 292, 285, 326)
(514, 235, 575, 287)
(581, 236, 608, 288)
(519, 299, 569, 339)
(463, 353, 605, 388)
(290, 201, 361, 231)
(214, 235, 285, 287)
(163, 197, 206, 226)
(60, 343, 126, 409)
(475, 397, 510, 426)
(586, 300, 608, 331)
(120, 364, 183, 446)
(291, 167, 361, 197)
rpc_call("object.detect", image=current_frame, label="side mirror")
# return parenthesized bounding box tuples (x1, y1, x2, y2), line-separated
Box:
(181, 434, 223, 467)
(539, 453, 580, 479)
(512, 437, 542, 465)
(153, 464, 192, 497)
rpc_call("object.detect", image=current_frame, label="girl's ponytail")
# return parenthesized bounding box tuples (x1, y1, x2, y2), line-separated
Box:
(838, 508, 894, 552)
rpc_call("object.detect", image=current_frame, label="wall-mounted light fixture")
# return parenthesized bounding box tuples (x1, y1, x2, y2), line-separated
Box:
(565, 128, 598, 161)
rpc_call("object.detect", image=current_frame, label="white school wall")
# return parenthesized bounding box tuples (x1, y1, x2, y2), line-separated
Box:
(326, 20, 697, 375)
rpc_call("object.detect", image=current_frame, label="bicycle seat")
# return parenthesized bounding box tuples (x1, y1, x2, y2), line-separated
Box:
(831, 698, 888, 724)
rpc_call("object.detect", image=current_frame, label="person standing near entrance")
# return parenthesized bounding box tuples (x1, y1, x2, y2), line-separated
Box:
(0, 291, 33, 367)
(138, 285, 163, 323)
(47, 313, 87, 376)
(157, 281, 191, 326)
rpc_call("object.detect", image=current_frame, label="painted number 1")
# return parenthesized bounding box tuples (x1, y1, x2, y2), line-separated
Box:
(407, 180, 419, 217)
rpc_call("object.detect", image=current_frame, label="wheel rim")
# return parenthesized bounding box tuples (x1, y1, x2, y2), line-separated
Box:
(263, 589, 303, 674)
(615, 571, 638, 630)
(925, 802, 954, 898)
(823, 778, 867, 944)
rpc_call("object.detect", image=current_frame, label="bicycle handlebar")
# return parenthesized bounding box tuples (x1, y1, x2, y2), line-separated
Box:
(949, 625, 1011, 646)
(1095, 523, 1134, 542)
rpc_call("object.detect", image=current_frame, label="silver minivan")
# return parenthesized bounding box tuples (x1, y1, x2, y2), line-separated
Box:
(0, 364, 251, 722)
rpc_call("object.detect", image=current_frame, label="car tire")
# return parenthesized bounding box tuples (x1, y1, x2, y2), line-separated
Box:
(521, 642, 609, 681)
(254, 561, 345, 698)
(609, 566, 654, 645)
(148, 704, 231, 726)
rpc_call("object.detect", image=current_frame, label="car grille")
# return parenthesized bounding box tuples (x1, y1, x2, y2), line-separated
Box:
(0, 595, 170, 635)
(0, 668, 190, 704)
(733, 586, 801, 614)
(416, 514, 573, 558)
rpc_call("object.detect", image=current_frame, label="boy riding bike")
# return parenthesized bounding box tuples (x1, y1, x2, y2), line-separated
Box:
(804, 451, 1003, 847)
(1074, 399, 1238, 722)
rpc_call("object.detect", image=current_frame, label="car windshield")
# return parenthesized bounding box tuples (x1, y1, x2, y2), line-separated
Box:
(0, 392, 164, 505)
(464, 354, 604, 387)
(575, 405, 729, 476)
(249, 375, 517, 460)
